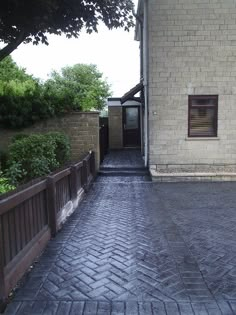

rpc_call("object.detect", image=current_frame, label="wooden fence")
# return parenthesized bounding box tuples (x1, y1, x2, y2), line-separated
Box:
(0, 151, 95, 308)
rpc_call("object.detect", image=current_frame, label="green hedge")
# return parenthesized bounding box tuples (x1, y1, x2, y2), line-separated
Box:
(45, 132, 71, 165)
(6, 132, 71, 185)
(0, 171, 15, 193)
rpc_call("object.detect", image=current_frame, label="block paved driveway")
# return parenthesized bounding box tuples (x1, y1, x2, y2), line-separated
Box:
(5, 152, 236, 314)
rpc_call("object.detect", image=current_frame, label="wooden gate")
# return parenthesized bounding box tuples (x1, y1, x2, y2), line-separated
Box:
(99, 117, 109, 164)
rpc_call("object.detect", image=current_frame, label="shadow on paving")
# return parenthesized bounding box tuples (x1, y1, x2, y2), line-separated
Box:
(4, 150, 236, 314)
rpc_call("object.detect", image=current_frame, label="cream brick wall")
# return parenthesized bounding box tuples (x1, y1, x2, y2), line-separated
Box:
(148, 0, 236, 173)
(0, 112, 100, 170)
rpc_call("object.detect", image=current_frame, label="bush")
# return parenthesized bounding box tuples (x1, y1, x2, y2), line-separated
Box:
(11, 133, 29, 143)
(0, 57, 53, 129)
(7, 132, 71, 184)
(0, 171, 15, 194)
(45, 132, 71, 165)
(0, 80, 52, 129)
(5, 161, 27, 186)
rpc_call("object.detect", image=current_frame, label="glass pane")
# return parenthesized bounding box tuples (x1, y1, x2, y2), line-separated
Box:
(189, 107, 216, 136)
(192, 98, 217, 107)
(126, 108, 138, 130)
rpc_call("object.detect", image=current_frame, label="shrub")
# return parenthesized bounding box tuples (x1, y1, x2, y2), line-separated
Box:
(5, 161, 27, 186)
(45, 132, 71, 165)
(7, 132, 71, 184)
(11, 133, 29, 143)
(0, 57, 53, 129)
(0, 171, 15, 194)
(0, 80, 52, 129)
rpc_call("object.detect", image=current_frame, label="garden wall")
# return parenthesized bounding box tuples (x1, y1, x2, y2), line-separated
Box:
(0, 112, 100, 170)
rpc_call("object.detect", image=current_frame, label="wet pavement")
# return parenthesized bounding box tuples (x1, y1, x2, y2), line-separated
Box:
(4, 150, 236, 314)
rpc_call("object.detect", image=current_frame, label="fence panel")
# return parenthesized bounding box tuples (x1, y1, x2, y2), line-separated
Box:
(0, 180, 50, 302)
(55, 170, 72, 214)
(0, 152, 96, 309)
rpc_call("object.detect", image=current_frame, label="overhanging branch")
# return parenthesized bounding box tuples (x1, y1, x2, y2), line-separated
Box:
(0, 31, 27, 62)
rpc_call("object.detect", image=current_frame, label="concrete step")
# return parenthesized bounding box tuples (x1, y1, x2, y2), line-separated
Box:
(99, 167, 150, 177)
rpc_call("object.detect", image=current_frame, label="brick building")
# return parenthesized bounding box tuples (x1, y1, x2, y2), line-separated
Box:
(113, 0, 236, 181)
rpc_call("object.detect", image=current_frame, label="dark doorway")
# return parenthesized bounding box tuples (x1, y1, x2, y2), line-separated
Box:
(123, 106, 141, 147)
(99, 117, 109, 164)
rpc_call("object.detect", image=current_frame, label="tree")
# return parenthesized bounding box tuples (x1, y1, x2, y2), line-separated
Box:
(0, 56, 50, 128)
(0, 56, 33, 81)
(44, 64, 111, 111)
(0, 0, 135, 61)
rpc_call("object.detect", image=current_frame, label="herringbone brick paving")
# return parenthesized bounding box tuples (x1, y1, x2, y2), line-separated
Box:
(4, 151, 236, 314)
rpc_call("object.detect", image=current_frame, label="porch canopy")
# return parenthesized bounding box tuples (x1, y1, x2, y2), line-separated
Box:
(120, 81, 143, 104)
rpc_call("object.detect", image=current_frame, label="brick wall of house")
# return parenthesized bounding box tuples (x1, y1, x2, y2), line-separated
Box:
(108, 107, 123, 149)
(148, 0, 236, 174)
(0, 112, 100, 170)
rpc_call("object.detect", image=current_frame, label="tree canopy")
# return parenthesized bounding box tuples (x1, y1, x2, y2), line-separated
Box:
(0, 56, 48, 128)
(44, 64, 111, 111)
(0, 56, 33, 82)
(0, 58, 111, 128)
(0, 0, 135, 61)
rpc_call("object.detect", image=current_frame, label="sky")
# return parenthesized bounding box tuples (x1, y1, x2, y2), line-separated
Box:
(11, 0, 140, 97)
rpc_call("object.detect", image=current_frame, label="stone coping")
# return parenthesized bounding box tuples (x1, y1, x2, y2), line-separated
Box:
(150, 169, 236, 182)
(150, 170, 236, 177)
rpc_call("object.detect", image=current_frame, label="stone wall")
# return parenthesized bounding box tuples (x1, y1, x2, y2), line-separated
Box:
(0, 112, 100, 170)
(108, 107, 123, 149)
(148, 0, 236, 174)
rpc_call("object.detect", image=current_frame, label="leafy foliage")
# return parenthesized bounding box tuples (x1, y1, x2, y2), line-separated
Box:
(44, 64, 111, 111)
(0, 56, 32, 82)
(0, 56, 52, 128)
(5, 161, 26, 186)
(0, 171, 15, 193)
(0, 0, 135, 60)
(0, 58, 109, 128)
(7, 132, 71, 184)
(11, 133, 29, 143)
(45, 132, 71, 165)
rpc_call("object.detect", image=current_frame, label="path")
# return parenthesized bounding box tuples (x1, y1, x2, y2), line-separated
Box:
(4, 150, 236, 314)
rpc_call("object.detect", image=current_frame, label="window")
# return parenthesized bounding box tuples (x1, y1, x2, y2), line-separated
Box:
(188, 95, 218, 137)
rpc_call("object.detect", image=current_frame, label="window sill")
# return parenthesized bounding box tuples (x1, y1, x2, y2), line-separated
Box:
(185, 137, 220, 141)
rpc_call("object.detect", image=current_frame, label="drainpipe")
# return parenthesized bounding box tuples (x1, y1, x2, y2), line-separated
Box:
(143, 0, 149, 167)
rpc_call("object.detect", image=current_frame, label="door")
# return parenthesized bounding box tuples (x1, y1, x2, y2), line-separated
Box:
(123, 106, 141, 147)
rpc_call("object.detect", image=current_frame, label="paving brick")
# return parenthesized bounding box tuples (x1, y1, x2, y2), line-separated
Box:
(191, 303, 209, 315)
(165, 302, 180, 315)
(55, 301, 72, 315)
(178, 303, 194, 315)
(17, 301, 47, 315)
(4, 151, 236, 315)
(138, 302, 152, 315)
(97, 302, 111, 315)
(111, 302, 125, 315)
(70, 302, 85, 315)
(83, 301, 98, 315)
(43, 301, 59, 315)
(152, 301, 166, 315)
(3, 302, 22, 315)
(125, 301, 139, 315)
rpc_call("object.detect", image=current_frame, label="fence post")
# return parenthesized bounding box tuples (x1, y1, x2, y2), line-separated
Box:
(0, 219, 6, 311)
(46, 176, 57, 237)
(83, 160, 88, 192)
(70, 165, 78, 199)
